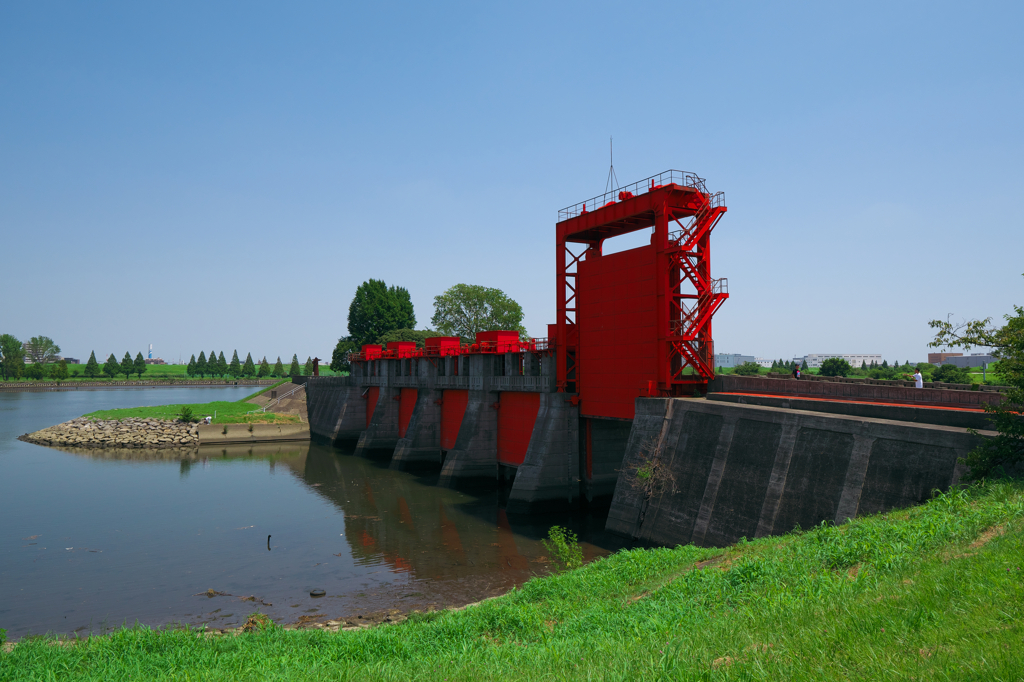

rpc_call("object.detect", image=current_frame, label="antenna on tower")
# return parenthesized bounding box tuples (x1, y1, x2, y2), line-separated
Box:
(604, 136, 619, 194)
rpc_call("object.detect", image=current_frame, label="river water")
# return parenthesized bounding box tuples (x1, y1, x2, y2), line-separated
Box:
(0, 387, 624, 640)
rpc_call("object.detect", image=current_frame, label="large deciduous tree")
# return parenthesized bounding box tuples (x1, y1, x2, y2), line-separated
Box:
(0, 334, 25, 381)
(26, 335, 60, 365)
(819, 358, 853, 377)
(431, 284, 526, 341)
(330, 337, 358, 373)
(347, 279, 416, 347)
(930, 287, 1024, 478)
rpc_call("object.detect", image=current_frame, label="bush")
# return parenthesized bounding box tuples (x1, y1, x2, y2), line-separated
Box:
(819, 357, 853, 377)
(733, 361, 762, 376)
(177, 406, 199, 423)
(933, 363, 971, 384)
(541, 525, 583, 572)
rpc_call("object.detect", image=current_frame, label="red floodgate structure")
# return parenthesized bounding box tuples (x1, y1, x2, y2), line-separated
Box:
(554, 170, 729, 420)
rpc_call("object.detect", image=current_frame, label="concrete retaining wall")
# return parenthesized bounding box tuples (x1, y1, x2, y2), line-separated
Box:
(198, 422, 310, 445)
(606, 398, 983, 547)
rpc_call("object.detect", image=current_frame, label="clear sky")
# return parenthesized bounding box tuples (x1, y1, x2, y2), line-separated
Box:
(2, 1, 1021, 365)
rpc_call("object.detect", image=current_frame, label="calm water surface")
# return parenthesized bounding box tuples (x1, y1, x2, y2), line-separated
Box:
(0, 387, 624, 639)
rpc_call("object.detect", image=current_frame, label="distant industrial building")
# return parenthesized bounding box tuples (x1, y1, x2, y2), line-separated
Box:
(937, 353, 996, 368)
(799, 353, 882, 369)
(715, 353, 756, 368)
(145, 358, 166, 365)
(62, 357, 80, 364)
(928, 352, 963, 364)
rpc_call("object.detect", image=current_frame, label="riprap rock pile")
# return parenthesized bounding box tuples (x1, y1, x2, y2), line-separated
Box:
(19, 417, 200, 449)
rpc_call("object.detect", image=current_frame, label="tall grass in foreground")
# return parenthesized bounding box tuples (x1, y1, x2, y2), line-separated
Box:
(3, 481, 1023, 681)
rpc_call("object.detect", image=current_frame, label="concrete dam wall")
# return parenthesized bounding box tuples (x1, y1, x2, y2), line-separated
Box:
(300, 350, 580, 514)
(605, 398, 986, 547)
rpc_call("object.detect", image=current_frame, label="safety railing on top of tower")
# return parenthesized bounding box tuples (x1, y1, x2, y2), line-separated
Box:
(557, 170, 725, 222)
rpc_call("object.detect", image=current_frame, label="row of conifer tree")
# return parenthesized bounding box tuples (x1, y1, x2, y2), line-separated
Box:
(185, 351, 308, 378)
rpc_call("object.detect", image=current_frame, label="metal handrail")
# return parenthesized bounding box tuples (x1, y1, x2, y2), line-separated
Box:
(558, 170, 722, 222)
(247, 383, 305, 414)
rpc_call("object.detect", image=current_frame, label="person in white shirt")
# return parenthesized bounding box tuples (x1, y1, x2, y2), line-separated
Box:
(913, 369, 923, 388)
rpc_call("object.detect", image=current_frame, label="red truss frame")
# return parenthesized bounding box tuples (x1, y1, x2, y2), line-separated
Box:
(555, 171, 728, 398)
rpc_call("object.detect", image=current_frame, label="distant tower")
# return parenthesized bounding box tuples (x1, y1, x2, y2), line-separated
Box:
(148, 344, 153, 360)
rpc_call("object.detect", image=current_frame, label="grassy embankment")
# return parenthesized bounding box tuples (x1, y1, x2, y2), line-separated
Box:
(3, 480, 1022, 680)
(82, 380, 299, 424)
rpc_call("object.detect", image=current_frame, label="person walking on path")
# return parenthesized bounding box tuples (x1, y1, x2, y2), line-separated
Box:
(913, 368, 924, 388)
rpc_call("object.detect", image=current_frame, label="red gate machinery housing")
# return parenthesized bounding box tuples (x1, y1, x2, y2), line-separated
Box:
(555, 170, 729, 420)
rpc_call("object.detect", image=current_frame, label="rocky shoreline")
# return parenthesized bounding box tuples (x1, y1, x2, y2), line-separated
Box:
(19, 417, 199, 449)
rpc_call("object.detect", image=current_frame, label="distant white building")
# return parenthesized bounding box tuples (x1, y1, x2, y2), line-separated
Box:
(799, 353, 883, 369)
(755, 357, 774, 368)
(715, 353, 756, 368)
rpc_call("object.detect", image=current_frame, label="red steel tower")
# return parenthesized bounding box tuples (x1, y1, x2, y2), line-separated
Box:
(554, 170, 729, 420)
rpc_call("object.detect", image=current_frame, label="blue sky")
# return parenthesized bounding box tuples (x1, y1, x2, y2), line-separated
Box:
(2, 1, 1021, 365)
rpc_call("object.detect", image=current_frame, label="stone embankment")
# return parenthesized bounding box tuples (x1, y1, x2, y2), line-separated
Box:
(19, 418, 199, 449)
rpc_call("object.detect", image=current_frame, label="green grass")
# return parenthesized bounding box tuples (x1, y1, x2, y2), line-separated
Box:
(241, 378, 293, 402)
(3, 481, 1023, 680)
(83, 400, 297, 424)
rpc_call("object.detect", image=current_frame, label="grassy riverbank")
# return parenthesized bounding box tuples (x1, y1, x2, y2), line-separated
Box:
(82, 381, 299, 424)
(3, 480, 1022, 680)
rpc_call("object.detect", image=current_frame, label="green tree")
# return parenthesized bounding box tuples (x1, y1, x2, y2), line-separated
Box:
(347, 279, 416, 347)
(0, 334, 25, 381)
(771, 360, 778, 369)
(431, 284, 526, 340)
(102, 354, 120, 378)
(216, 351, 228, 377)
(882, 359, 889, 368)
(303, 356, 313, 375)
(733, 361, 762, 376)
(205, 350, 217, 377)
(932, 363, 971, 384)
(84, 351, 100, 378)
(273, 357, 285, 377)
(120, 352, 134, 380)
(228, 350, 242, 378)
(50, 359, 69, 381)
(819, 357, 853, 377)
(187, 354, 197, 377)
(25, 335, 61, 365)
(242, 353, 255, 377)
(134, 352, 147, 379)
(25, 363, 46, 380)
(376, 328, 437, 348)
(289, 354, 301, 378)
(861, 360, 867, 370)
(330, 337, 358, 373)
(196, 351, 208, 378)
(800, 359, 808, 370)
(930, 294, 1024, 478)
(257, 357, 270, 377)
